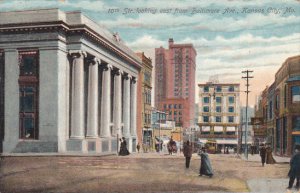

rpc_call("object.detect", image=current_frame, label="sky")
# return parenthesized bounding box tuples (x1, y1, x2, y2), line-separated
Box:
(0, 0, 299, 107)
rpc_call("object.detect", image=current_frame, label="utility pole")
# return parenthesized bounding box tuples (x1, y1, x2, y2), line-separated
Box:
(242, 70, 253, 160)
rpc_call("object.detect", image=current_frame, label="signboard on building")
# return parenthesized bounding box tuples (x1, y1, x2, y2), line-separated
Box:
(251, 117, 263, 125)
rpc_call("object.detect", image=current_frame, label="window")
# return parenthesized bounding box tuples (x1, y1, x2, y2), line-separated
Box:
(216, 116, 222, 122)
(293, 116, 300, 131)
(269, 101, 273, 119)
(276, 119, 280, 151)
(174, 111, 177, 115)
(228, 106, 234, 113)
(164, 104, 167, 109)
(169, 111, 172, 115)
(229, 86, 234, 92)
(275, 94, 280, 110)
(228, 96, 235, 104)
(19, 50, 39, 140)
(178, 104, 182, 109)
(284, 85, 287, 107)
(203, 97, 210, 104)
(204, 86, 209, 92)
(203, 106, 209, 112)
(174, 104, 177, 109)
(291, 86, 300, 103)
(216, 86, 222, 92)
(228, 116, 234, 123)
(216, 106, 222, 113)
(19, 53, 38, 76)
(226, 131, 235, 135)
(216, 97, 222, 104)
(168, 104, 172, 109)
(203, 116, 209, 122)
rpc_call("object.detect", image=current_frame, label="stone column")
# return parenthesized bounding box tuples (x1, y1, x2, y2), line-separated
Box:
(113, 69, 122, 136)
(70, 51, 86, 139)
(123, 74, 131, 137)
(86, 57, 99, 138)
(130, 77, 137, 137)
(100, 64, 112, 137)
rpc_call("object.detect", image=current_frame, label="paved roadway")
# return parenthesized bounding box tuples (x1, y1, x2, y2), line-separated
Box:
(0, 152, 293, 193)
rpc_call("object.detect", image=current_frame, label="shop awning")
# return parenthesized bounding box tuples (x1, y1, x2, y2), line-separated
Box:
(202, 126, 210, 132)
(198, 139, 208, 143)
(226, 127, 236, 132)
(216, 139, 238, 144)
(214, 126, 224, 132)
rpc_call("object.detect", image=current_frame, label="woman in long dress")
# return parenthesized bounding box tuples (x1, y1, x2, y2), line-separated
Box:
(199, 148, 214, 177)
(266, 145, 276, 164)
(119, 137, 130, 156)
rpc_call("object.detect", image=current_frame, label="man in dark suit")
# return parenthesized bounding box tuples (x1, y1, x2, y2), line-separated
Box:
(287, 144, 300, 190)
(183, 140, 193, 168)
(259, 144, 266, 167)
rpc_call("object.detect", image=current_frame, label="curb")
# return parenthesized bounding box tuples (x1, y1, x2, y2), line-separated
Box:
(237, 154, 289, 164)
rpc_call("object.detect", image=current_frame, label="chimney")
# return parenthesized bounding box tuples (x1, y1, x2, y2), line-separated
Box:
(168, 38, 174, 47)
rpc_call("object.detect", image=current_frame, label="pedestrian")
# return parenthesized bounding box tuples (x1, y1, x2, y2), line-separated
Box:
(259, 144, 266, 167)
(265, 144, 276, 164)
(287, 144, 300, 190)
(119, 137, 130, 156)
(183, 140, 193, 169)
(198, 148, 213, 178)
(136, 143, 140, 153)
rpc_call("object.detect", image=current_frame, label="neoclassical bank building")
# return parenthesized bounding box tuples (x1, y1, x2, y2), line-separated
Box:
(0, 9, 142, 154)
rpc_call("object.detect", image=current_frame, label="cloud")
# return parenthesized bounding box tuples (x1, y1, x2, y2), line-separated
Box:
(0, 0, 106, 12)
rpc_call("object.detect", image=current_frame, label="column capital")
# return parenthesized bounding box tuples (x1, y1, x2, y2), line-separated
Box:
(113, 69, 123, 76)
(69, 50, 87, 58)
(88, 57, 100, 65)
(124, 73, 132, 80)
(131, 77, 138, 83)
(103, 63, 113, 71)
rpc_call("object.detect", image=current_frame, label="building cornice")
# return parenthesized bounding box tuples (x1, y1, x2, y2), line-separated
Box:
(0, 20, 142, 70)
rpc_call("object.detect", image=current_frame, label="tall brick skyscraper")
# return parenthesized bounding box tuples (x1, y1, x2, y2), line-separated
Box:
(155, 38, 196, 129)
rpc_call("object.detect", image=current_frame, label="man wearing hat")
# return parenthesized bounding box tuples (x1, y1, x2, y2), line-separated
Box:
(287, 144, 300, 190)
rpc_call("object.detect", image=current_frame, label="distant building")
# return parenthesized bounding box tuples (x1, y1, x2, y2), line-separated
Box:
(239, 107, 254, 150)
(198, 82, 240, 150)
(136, 52, 153, 147)
(155, 38, 196, 128)
(149, 108, 167, 148)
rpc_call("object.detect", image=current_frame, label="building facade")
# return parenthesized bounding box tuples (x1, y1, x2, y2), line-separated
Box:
(136, 52, 153, 148)
(254, 55, 300, 157)
(274, 56, 300, 156)
(155, 38, 196, 129)
(198, 82, 240, 150)
(0, 9, 142, 154)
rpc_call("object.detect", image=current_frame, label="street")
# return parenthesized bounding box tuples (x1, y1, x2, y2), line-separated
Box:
(0, 153, 291, 193)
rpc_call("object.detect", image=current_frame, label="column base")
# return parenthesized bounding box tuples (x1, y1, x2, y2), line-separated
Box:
(66, 139, 87, 152)
(69, 136, 85, 140)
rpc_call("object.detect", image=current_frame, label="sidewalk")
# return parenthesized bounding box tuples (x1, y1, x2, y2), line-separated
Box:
(238, 153, 290, 164)
(247, 178, 300, 193)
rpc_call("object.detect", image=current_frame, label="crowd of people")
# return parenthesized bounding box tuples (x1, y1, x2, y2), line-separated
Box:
(119, 136, 300, 190)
